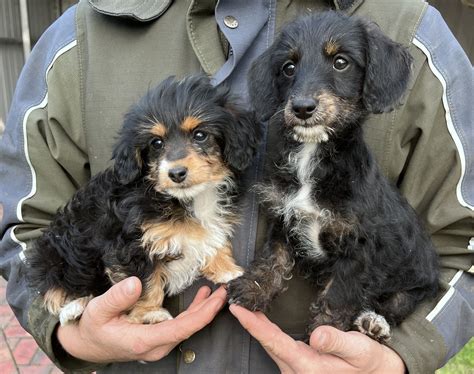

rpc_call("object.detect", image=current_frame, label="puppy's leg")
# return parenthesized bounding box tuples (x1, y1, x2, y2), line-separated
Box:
(308, 279, 358, 334)
(127, 267, 172, 324)
(43, 287, 69, 316)
(375, 290, 419, 326)
(201, 244, 243, 284)
(43, 288, 93, 325)
(227, 240, 294, 311)
(353, 290, 419, 343)
(59, 296, 94, 326)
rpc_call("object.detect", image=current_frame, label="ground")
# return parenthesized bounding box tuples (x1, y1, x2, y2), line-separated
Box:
(0, 278, 60, 374)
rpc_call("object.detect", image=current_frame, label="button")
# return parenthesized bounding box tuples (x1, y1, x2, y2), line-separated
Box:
(183, 349, 196, 364)
(224, 15, 239, 29)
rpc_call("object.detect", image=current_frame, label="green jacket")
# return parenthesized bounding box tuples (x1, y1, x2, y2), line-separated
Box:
(0, 0, 473, 373)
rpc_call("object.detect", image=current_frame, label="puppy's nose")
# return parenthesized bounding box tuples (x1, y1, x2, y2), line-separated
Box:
(168, 167, 188, 183)
(292, 98, 317, 120)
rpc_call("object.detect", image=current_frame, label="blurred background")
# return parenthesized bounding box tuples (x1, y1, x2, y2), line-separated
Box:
(0, 1, 473, 373)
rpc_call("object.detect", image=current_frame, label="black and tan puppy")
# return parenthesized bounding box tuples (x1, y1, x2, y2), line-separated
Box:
(228, 11, 439, 343)
(27, 75, 261, 325)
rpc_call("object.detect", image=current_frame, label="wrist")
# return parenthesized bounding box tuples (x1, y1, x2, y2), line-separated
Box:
(52, 323, 74, 360)
(53, 323, 106, 371)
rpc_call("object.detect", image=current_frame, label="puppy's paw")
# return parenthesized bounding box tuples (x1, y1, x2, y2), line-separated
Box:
(213, 267, 244, 284)
(59, 296, 92, 326)
(227, 276, 270, 311)
(354, 310, 391, 343)
(127, 308, 173, 324)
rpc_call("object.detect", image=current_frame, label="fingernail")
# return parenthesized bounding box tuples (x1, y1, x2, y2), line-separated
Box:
(318, 331, 327, 348)
(125, 278, 136, 296)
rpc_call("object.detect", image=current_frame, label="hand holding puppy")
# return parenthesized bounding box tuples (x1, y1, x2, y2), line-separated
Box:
(57, 278, 227, 363)
(230, 304, 405, 374)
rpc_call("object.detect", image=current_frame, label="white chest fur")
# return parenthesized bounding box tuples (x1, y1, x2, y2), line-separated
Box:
(163, 185, 234, 295)
(280, 143, 326, 259)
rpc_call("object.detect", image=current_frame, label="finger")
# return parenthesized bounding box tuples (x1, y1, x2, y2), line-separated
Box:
(146, 287, 227, 346)
(229, 305, 300, 366)
(86, 277, 142, 323)
(186, 286, 212, 311)
(310, 325, 372, 360)
(176, 286, 226, 319)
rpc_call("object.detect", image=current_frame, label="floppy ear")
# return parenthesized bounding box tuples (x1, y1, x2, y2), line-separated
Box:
(111, 129, 143, 185)
(248, 46, 280, 122)
(362, 23, 413, 114)
(222, 106, 262, 171)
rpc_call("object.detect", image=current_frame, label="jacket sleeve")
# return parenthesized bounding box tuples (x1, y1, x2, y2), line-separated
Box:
(385, 6, 474, 373)
(0, 6, 101, 372)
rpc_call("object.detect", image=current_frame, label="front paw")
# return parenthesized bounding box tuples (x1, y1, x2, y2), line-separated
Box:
(227, 275, 271, 311)
(354, 310, 391, 343)
(127, 308, 173, 324)
(59, 296, 93, 326)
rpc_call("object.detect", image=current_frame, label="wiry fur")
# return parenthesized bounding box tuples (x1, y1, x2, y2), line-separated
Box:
(27, 75, 261, 325)
(228, 12, 439, 343)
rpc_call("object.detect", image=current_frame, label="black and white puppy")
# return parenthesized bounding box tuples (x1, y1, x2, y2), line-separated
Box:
(228, 11, 439, 343)
(27, 75, 261, 325)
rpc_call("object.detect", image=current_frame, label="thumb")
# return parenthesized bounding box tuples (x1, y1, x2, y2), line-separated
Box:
(309, 326, 356, 359)
(87, 277, 142, 322)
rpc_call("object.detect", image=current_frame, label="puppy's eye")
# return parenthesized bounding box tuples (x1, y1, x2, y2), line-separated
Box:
(333, 56, 349, 71)
(282, 61, 296, 77)
(151, 138, 164, 149)
(193, 130, 208, 142)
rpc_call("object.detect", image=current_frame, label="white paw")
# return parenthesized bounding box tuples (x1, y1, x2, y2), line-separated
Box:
(354, 310, 391, 342)
(216, 269, 244, 284)
(59, 299, 87, 326)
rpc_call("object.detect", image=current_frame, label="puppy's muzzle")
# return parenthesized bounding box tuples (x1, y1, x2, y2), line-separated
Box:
(168, 167, 188, 184)
(291, 97, 318, 120)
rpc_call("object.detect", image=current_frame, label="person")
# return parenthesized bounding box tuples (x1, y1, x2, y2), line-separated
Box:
(0, 0, 472, 372)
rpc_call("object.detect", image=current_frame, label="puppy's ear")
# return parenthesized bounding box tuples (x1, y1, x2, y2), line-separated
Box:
(111, 123, 143, 185)
(222, 106, 262, 171)
(248, 46, 279, 122)
(362, 22, 413, 114)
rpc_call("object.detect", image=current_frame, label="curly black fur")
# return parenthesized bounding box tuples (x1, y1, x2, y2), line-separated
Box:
(27, 75, 261, 323)
(228, 11, 439, 342)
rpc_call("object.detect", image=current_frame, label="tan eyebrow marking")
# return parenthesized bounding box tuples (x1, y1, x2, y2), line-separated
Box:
(181, 116, 202, 132)
(149, 123, 167, 137)
(324, 39, 340, 56)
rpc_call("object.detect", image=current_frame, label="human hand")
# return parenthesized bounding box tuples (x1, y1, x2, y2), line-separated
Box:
(57, 277, 227, 363)
(229, 304, 405, 374)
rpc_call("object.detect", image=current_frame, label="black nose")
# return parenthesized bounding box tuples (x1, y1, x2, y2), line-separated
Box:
(291, 98, 317, 120)
(168, 167, 188, 183)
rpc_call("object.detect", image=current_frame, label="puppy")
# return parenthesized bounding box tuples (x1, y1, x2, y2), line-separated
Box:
(228, 11, 439, 343)
(27, 75, 261, 325)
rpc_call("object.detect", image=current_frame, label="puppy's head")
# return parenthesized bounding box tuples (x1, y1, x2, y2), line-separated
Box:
(112, 75, 260, 200)
(248, 11, 413, 143)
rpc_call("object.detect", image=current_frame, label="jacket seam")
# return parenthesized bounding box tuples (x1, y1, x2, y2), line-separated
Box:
(412, 33, 472, 210)
(76, 5, 89, 164)
(187, 1, 212, 74)
(409, 1, 428, 43)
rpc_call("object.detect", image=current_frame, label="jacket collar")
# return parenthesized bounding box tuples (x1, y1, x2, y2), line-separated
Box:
(88, 0, 173, 21)
(334, 0, 363, 12)
(88, 0, 363, 21)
